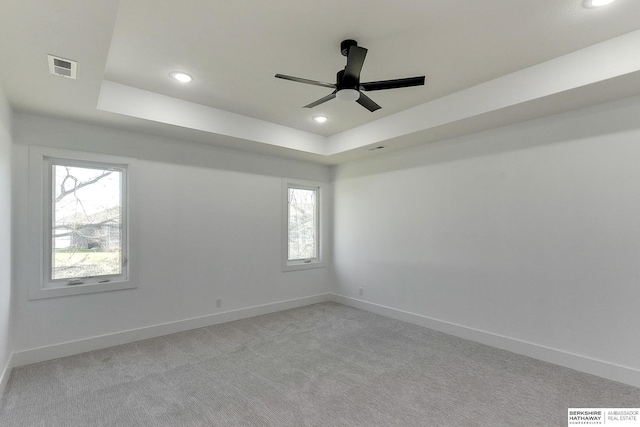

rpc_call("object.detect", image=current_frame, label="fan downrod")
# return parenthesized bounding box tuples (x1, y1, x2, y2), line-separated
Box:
(340, 39, 358, 57)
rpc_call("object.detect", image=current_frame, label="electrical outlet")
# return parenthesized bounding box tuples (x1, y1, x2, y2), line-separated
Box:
(359, 287, 364, 296)
(216, 298, 222, 308)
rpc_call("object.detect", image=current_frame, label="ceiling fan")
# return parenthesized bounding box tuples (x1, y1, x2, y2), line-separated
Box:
(275, 39, 425, 112)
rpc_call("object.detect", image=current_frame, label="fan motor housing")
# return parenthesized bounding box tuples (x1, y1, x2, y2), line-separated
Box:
(337, 69, 358, 90)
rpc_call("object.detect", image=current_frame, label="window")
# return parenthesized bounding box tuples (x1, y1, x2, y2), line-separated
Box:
(48, 160, 126, 285)
(288, 186, 317, 261)
(28, 147, 136, 299)
(283, 179, 326, 271)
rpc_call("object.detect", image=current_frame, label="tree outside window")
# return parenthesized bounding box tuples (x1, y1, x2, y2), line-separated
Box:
(49, 162, 126, 285)
(287, 186, 318, 261)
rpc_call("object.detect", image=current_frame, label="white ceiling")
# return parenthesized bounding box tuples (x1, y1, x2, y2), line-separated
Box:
(2, 0, 640, 164)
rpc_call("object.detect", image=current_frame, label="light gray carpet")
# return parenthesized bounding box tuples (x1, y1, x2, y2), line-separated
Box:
(1, 302, 638, 426)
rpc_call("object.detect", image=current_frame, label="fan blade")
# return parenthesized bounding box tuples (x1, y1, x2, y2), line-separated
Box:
(360, 76, 425, 91)
(275, 74, 336, 89)
(356, 92, 381, 112)
(303, 91, 337, 108)
(344, 46, 367, 83)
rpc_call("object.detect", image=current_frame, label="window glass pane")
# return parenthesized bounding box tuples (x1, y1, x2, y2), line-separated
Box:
(288, 187, 317, 261)
(51, 163, 123, 281)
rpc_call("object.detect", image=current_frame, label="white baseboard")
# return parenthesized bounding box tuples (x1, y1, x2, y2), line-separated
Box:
(330, 294, 640, 389)
(0, 352, 13, 398)
(13, 293, 331, 367)
(11, 292, 640, 389)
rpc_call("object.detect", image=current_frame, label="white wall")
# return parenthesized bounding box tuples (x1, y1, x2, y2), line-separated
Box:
(0, 87, 13, 392)
(9, 94, 640, 388)
(333, 95, 640, 386)
(12, 114, 332, 358)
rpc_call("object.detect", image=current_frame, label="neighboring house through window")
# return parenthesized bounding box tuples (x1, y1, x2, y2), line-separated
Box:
(28, 147, 136, 299)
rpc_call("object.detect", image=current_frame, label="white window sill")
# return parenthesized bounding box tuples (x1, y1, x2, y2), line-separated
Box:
(28, 280, 137, 300)
(283, 260, 327, 272)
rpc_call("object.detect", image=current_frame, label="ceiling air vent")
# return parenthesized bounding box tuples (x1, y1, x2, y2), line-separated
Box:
(48, 55, 77, 79)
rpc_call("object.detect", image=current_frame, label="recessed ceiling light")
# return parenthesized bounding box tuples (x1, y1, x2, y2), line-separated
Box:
(169, 71, 192, 83)
(312, 115, 328, 123)
(583, 0, 616, 8)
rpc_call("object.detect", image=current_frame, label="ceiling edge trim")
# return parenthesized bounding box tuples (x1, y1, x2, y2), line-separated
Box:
(325, 28, 640, 155)
(97, 29, 640, 158)
(96, 80, 328, 155)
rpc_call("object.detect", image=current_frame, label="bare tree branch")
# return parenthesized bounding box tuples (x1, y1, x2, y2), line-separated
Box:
(56, 171, 113, 202)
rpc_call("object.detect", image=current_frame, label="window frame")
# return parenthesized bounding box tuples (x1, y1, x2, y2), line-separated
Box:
(282, 178, 326, 271)
(28, 146, 137, 299)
